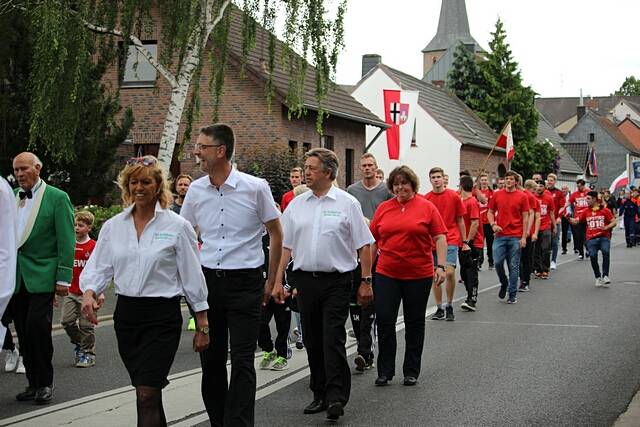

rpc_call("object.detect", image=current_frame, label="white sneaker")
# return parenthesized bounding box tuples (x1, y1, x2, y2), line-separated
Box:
(601, 276, 611, 287)
(595, 278, 602, 288)
(4, 349, 19, 372)
(15, 356, 25, 374)
(550, 261, 557, 270)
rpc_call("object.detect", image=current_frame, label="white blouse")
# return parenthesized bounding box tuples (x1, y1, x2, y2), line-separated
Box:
(80, 202, 209, 312)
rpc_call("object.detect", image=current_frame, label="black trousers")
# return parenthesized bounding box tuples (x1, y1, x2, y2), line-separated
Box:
(519, 237, 534, 285)
(533, 230, 552, 273)
(2, 305, 15, 351)
(349, 276, 375, 362)
(200, 267, 263, 427)
(258, 298, 291, 357)
(295, 271, 351, 406)
(481, 223, 494, 266)
(561, 217, 571, 251)
(459, 246, 480, 302)
(12, 284, 54, 388)
(572, 221, 586, 257)
(374, 273, 432, 379)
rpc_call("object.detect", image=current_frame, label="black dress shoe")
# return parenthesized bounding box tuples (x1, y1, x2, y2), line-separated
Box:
(16, 387, 37, 401)
(375, 376, 390, 386)
(34, 386, 53, 405)
(326, 402, 344, 421)
(403, 376, 418, 386)
(303, 399, 326, 414)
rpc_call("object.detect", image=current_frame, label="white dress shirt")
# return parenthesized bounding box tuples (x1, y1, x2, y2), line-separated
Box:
(180, 168, 280, 270)
(80, 202, 209, 312)
(0, 177, 17, 344)
(281, 186, 375, 273)
(16, 179, 43, 240)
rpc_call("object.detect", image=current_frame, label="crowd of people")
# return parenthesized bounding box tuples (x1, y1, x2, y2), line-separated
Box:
(0, 123, 637, 426)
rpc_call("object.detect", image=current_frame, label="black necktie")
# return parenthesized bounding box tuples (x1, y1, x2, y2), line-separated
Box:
(19, 190, 33, 200)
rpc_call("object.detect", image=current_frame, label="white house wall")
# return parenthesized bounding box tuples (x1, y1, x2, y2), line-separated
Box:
(612, 101, 640, 123)
(352, 68, 461, 192)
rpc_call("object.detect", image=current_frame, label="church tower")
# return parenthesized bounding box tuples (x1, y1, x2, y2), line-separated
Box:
(422, 0, 484, 82)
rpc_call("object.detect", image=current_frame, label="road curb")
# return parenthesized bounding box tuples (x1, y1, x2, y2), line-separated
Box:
(615, 386, 640, 426)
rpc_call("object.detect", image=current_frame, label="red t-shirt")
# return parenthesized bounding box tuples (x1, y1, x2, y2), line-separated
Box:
(477, 188, 493, 224)
(570, 189, 589, 217)
(536, 192, 555, 231)
(525, 191, 540, 236)
(370, 196, 448, 280)
(578, 207, 614, 240)
(462, 196, 484, 248)
(547, 187, 565, 217)
(281, 190, 294, 212)
(71, 239, 97, 295)
(423, 189, 466, 246)
(487, 189, 530, 238)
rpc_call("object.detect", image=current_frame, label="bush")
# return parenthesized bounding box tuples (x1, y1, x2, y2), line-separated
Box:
(76, 205, 123, 240)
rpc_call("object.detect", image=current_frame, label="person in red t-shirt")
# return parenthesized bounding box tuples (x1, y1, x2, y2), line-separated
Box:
(570, 179, 589, 259)
(280, 167, 303, 212)
(487, 171, 530, 303)
(370, 165, 446, 386)
(570, 191, 617, 287)
(546, 173, 564, 268)
(533, 181, 557, 279)
(424, 167, 467, 321)
(459, 176, 483, 311)
(476, 173, 494, 269)
(519, 179, 540, 291)
(61, 211, 102, 368)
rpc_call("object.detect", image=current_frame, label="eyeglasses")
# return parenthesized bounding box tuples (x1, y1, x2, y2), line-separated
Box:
(194, 143, 224, 151)
(127, 157, 157, 167)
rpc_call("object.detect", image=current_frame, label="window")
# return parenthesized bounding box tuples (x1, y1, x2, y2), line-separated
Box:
(345, 149, 354, 187)
(302, 142, 311, 153)
(321, 135, 334, 151)
(288, 140, 298, 152)
(134, 143, 159, 157)
(121, 42, 158, 87)
(589, 133, 595, 142)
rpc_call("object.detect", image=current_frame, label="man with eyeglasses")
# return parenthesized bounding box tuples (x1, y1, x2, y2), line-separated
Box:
(181, 124, 283, 426)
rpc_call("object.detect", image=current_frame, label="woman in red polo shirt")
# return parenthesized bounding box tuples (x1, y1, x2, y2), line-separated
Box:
(370, 166, 447, 387)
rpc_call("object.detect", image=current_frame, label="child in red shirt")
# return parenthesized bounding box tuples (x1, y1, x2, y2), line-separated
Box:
(459, 176, 483, 311)
(571, 191, 617, 287)
(61, 211, 103, 368)
(533, 182, 557, 279)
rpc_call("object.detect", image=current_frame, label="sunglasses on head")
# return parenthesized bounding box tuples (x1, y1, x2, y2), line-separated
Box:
(127, 157, 157, 167)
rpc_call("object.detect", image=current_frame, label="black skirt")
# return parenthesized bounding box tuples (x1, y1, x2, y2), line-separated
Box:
(114, 295, 182, 389)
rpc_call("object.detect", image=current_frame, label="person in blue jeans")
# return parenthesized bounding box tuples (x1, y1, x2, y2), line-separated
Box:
(487, 171, 530, 303)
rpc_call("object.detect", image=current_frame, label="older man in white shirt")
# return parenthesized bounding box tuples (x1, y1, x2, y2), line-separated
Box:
(273, 148, 374, 422)
(0, 177, 17, 346)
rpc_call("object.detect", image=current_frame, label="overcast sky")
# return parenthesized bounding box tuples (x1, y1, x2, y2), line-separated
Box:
(334, 0, 640, 98)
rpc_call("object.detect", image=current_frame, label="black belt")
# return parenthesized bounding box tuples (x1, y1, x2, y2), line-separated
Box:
(203, 267, 261, 278)
(297, 270, 350, 278)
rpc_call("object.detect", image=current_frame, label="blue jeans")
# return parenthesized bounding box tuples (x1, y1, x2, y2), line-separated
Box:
(493, 237, 522, 298)
(586, 237, 610, 278)
(551, 228, 559, 262)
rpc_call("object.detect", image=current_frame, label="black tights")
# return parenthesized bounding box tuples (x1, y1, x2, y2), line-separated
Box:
(136, 386, 166, 427)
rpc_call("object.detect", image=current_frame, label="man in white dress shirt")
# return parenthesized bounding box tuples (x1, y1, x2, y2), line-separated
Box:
(272, 148, 374, 422)
(0, 177, 17, 346)
(181, 124, 283, 427)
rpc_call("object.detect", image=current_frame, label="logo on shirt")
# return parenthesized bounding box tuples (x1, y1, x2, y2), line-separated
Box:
(322, 210, 341, 218)
(153, 232, 176, 241)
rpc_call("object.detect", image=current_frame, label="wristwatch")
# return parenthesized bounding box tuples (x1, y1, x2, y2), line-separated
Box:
(435, 264, 445, 271)
(197, 326, 210, 334)
(361, 276, 373, 285)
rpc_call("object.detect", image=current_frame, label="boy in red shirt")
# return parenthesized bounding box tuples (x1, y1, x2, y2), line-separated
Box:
(570, 179, 590, 259)
(487, 171, 530, 303)
(570, 191, 617, 287)
(533, 181, 556, 279)
(546, 174, 564, 268)
(424, 167, 467, 321)
(61, 211, 103, 367)
(459, 176, 483, 311)
(280, 167, 303, 212)
(476, 173, 494, 269)
(519, 179, 540, 291)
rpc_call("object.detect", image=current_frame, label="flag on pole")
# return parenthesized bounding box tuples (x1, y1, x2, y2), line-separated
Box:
(495, 121, 515, 161)
(383, 89, 419, 160)
(585, 144, 599, 176)
(609, 170, 628, 192)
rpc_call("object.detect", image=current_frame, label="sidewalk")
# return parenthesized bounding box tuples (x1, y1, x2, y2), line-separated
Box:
(615, 387, 640, 427)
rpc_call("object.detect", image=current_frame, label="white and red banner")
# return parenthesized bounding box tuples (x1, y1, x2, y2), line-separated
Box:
(495, 121, 515, 161)
(609, 170, 628, 192)
(383, 89, 419, 160)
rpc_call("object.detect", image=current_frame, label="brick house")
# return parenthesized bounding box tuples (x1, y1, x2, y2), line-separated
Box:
(105, 6, 386, 189)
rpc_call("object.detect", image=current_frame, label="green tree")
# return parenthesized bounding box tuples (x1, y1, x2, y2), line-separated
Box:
(447, 41, 486, 112)
(3, 0, 347, 169)
(613, 76, 640, 96)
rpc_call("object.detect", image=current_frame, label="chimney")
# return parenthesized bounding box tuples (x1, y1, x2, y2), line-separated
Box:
(362, 54, 381, 77)
(577, 105, 586, 121)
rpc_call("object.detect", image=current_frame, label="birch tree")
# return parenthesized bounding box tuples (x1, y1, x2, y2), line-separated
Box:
(4, 0, 347, 169)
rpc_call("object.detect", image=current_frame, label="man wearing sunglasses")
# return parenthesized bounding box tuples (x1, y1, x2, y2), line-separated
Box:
(180, 124, 283, 427)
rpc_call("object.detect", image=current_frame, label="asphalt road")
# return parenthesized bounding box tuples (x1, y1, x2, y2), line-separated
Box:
(1, 232, 639, 426)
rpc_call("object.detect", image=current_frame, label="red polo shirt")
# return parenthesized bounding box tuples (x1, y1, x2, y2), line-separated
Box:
(487, 189, 530, 238)
(423, 189, 466, 246)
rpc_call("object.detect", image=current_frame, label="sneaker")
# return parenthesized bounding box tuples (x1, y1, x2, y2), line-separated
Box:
(15, 356, 25, 374)
(187, 317, 196, 331)
(498, 283, 507, 300)
(541, 272, 549, 280)
(561, 249, 567, 255)
(364, 359, 375, 370)
(445, 305, 455, 321)
(4, 348, 19, 372)
(431, 307, 445, 320)
(507, 296, 517, 304)
(519, 285, 530, 292)
(259, 350, 277, 370)
(460, 300, 476, 312)
(74, 344, 82, 365)
(295, 339, 304, 350)
(578, 255, 584, 261)
(601, 276, 611, 287)
(354, 354, 366, 372)
(595, 277, 602, 287)
(270, 356, 289, 371)
(489, 263, 494, 270)
(76, 354, 95, 368)
(550, 261, 557, 270)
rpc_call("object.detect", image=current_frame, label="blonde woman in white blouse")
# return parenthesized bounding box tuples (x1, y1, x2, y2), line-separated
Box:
(80, 156, 209, 427)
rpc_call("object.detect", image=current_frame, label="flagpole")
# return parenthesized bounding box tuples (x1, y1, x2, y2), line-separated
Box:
(479, 120, 511, 173)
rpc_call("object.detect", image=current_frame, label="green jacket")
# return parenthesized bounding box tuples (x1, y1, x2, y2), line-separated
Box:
(15, 182, 75, 294)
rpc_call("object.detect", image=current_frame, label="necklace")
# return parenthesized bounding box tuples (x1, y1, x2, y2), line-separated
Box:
(397, 195, 414, 212)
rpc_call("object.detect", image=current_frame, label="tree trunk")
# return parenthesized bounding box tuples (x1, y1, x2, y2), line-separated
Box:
(157, 79, 192, 168)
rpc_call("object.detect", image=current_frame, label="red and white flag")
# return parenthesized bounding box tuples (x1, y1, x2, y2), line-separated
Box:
(383, 89, 419, 160)
(495, 121, 515, 161)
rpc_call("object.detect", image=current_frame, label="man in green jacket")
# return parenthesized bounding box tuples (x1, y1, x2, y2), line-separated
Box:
(12, 152, 74, 405)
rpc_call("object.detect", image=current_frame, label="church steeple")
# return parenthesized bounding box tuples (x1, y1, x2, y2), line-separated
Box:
(422, 0, 483, 78)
